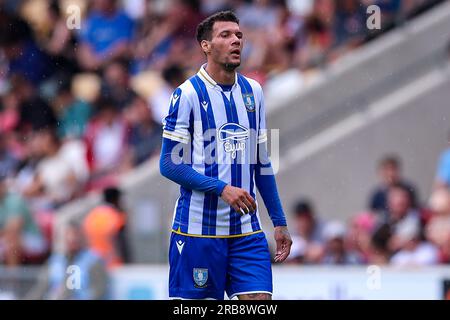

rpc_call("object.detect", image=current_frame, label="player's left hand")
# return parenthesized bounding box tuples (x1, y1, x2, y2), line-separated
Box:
(274, 226, 292, 263)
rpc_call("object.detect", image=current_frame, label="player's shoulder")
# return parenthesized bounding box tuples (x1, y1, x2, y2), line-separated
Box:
(237, 73, 263, 94)
(173, 78, 197, 98)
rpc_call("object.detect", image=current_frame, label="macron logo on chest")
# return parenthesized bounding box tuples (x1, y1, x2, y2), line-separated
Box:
(171, 94, 180, 106)
(201, 101, 208, 111)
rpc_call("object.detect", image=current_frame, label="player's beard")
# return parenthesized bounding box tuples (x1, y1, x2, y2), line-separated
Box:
(223, 61, 240, 72)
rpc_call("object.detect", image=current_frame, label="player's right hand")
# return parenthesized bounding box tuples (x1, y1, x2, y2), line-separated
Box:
(220, 185, 257, 215)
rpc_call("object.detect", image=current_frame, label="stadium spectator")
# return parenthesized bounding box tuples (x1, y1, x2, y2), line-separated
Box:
(149, 64, 187, 124)
(133, 0, 204, 73)
(9, 75, 57, 133)
(53, 77, 93, 140)
(426, 188, 450, 263)
(101, 58, 136, 111)
(345, 211, 379, 263)
(0, 14, 55, 86)
(389, 216, 439, 267)
(0, 134, 19, 179)
(384, 183, 431, 254)
(286, 200, 324, 264)
(294, 12, 333, 70)
(123, 95, 162, 167)
(132, 5, 177, 72)
(23, 129, 88, 209)
(43, 0, 80, 76)
(333, 0, 367, 48)
(0, 174, 48, 266)
(84, 97, 129, 189)
(368, 155, 418, 213)
(13, 132, 44, 197)
(369, 222, 392, 264)
(0, 90, 21, 134)
(321, 220, 362, 264)
(26, 221, 108, 299)
(434, 130, 450, 190)
(83, 187, 129, 268)
(77, 0, 135, 71)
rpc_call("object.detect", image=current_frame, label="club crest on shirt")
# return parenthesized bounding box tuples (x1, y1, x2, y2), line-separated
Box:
(218, 123, 249, 159)
(243, 93, 255, 112)
(193, 268, 208, 288)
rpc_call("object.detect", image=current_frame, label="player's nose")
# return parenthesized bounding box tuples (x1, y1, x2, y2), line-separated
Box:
(231, 34, 241, 45)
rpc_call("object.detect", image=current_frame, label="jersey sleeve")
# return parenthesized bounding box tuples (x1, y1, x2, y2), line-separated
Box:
(257, 85, 268, 145)
(162, 87, 192, 144)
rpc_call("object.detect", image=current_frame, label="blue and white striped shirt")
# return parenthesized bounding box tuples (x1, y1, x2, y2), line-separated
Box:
(162, 65, 274, 237)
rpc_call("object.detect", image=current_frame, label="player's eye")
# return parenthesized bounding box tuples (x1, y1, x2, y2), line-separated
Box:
(236, 32, 243, 39)
(221, 32, 229, 37)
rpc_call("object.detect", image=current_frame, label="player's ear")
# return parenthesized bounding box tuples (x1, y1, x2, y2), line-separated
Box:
(201, 40, 211, 55)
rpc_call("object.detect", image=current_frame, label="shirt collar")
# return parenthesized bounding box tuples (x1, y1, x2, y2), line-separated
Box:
(197, 64, 238, 92)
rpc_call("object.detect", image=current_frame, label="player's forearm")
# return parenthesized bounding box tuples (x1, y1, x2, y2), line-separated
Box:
(255, 143, 287, 227)
(160, 138, 227, 195)
(255, 164, 287, 227)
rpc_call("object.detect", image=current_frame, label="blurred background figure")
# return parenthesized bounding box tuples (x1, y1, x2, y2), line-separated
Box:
(369, 223, 393, 265)
(83, 187, 129, 269)
(52, 76, 92, 140)
(123, 95, 162, 168)
(286, 199, 324, 264)
(100, 58, 136, 111)
(84, 97, 129, 190)
(426, 188, 450, 263)
(321, 220, 362, 265)
(77, 0, 135, 71)
(345, 211, 379, 264)
(384, 183, 427, 232)
(434, 130, 450, 190)
(149, 63, 186, 124)
(23, 128, 88, 210)
(26, 221, 108, 300)
(389, 216, 439, 267)
(368, 155, 418, 213)
(0, 174, 48, 266)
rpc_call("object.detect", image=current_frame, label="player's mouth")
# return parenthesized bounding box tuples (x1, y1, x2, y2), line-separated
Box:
(230, 49, 241, 58)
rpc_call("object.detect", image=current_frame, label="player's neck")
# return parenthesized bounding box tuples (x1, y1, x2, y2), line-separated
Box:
(205, 63, 235, 86)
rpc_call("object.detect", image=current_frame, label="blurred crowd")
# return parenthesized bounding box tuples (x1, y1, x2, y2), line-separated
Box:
(286, 145, 450, 266)
(0, 0, 444, 270)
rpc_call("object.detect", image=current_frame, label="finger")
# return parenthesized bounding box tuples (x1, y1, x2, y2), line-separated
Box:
(241, 197, 254, 214)
(231, 203, 241, 214)
(277, 240, 292, 262)
(233, 200, 247, 215)
(237, 200, 250, 215)
(276, 252, 289, 263)
(245, 193, 257, 212)
(275, 239, 283, 257)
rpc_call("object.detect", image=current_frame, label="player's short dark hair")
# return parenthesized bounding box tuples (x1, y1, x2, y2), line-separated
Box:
(196, 10, 239, 44)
